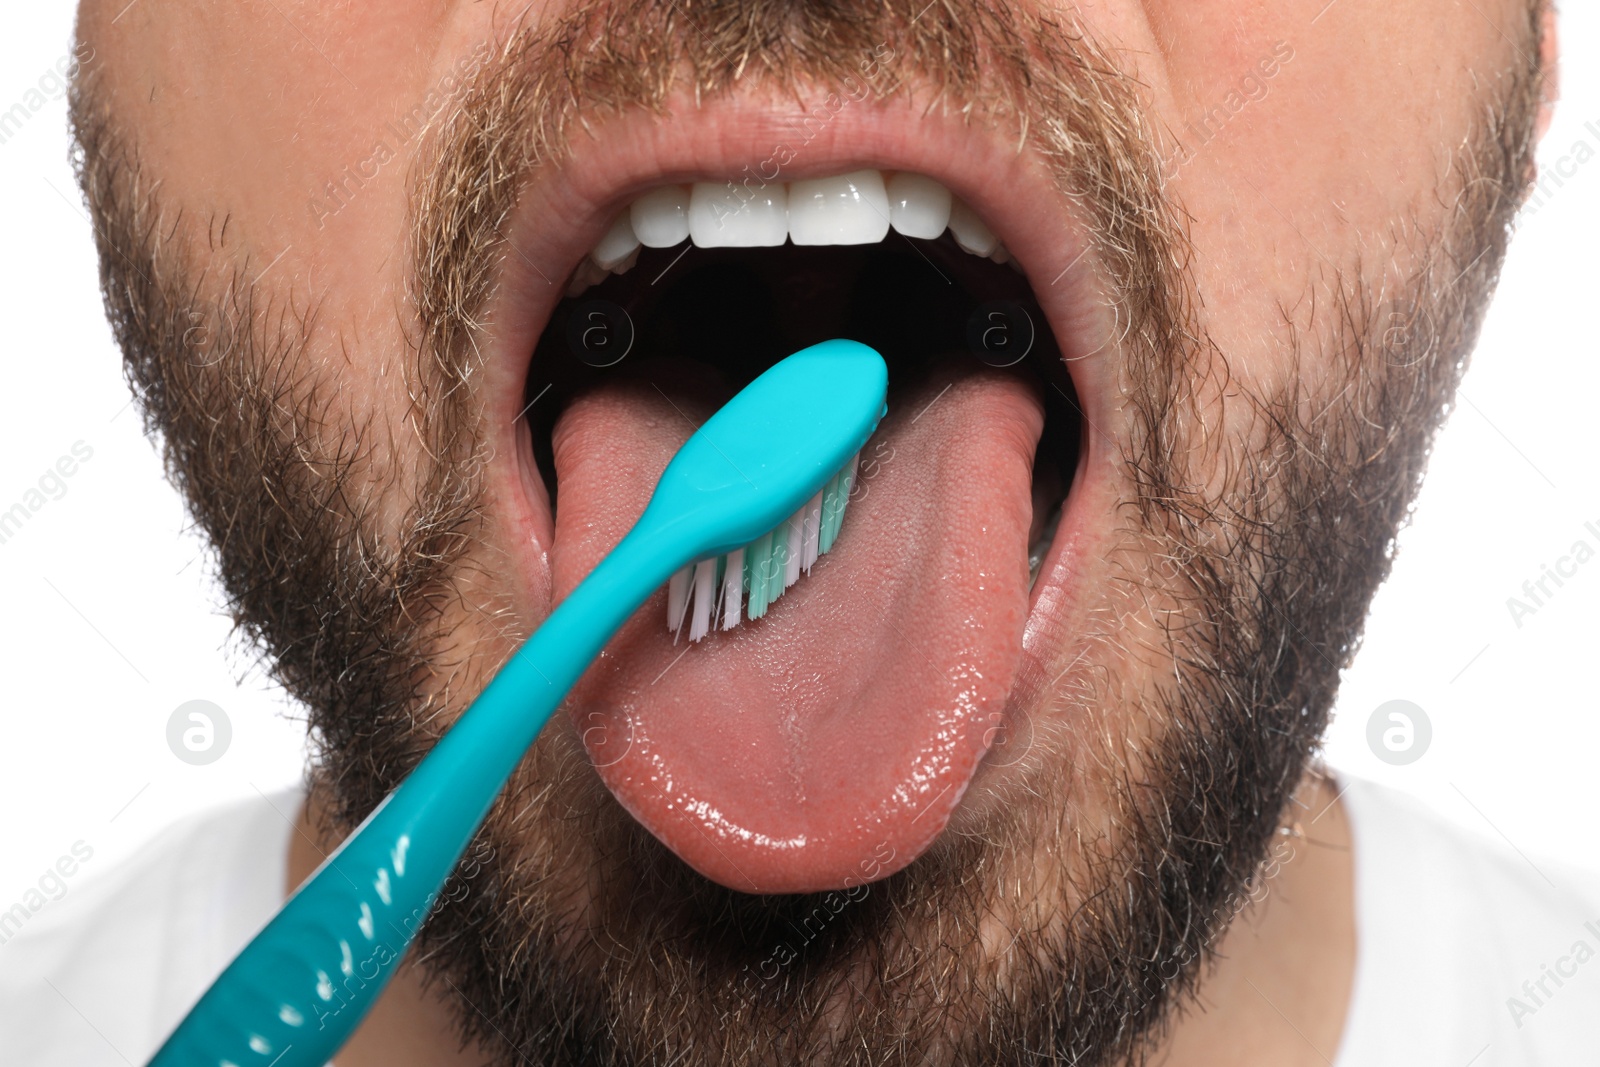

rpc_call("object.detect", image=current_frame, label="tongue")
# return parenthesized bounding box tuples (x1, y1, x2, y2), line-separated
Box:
(551, 359, 1043, 893)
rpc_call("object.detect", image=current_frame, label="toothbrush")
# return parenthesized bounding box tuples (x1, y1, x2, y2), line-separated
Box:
(145, 338, 888, 1067)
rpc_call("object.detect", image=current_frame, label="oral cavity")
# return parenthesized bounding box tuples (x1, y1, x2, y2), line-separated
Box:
(528, 172, 1079, 894)
(554, 369, 1045, 894)
(567, 169, 1013, 296)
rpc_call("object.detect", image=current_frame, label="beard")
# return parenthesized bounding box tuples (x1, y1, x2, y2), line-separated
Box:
(69, 1, 1544, 1064)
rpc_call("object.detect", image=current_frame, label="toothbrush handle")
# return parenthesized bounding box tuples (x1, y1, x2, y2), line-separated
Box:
(147, 530, 677, 1067)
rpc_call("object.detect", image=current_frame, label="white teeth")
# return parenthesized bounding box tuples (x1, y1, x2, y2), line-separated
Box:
(609, 246, 640, 275)
(788, 169, 891, 246)
(591, 212, 640, 270)
(582, 172, 1013, 281)
(565, 258, 608, 297)
(886, 172, 952, 240)
(629, 184, 691, 248)
(689, 180, 788, 247)
(947, 198, 1000, 257)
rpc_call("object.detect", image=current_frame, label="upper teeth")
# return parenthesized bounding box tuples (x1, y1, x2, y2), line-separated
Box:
(788, 170, 891, 246)
(566, 170, 1012, 296)
(689, 180, 789, 248)
(628, 185, 691, 248)
(885, 171, 951, 240)
(947, 198, 1000, 258)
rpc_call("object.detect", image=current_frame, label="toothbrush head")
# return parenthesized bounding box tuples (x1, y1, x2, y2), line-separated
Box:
(666, 448, 861, 641)
(643, 338, 887, 642)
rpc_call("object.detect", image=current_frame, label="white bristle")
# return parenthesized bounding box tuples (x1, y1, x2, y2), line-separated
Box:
(801, 490, 823, 573)
(721, 547, 744, 630)
(689, 559, 716, 641)
(710, 556, 727, 627)
(667, 566, 691, 633)
(783, 515, 804, 587)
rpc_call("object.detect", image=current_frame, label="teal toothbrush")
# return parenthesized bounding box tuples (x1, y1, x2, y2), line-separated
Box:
(146, 339, 888, 1067)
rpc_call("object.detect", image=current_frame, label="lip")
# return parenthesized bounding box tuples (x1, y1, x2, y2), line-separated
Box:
(473, 86, 1122, 875)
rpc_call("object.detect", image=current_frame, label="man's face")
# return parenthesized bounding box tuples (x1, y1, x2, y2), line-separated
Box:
(70, 1, 1544, 1063)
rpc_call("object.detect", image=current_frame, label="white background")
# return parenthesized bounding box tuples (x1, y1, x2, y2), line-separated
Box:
(0, 4, 1595, 899)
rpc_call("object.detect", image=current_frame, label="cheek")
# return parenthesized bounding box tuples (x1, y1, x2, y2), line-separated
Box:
(78, 0, 494, 331)
(1157, 0, 1520, 395)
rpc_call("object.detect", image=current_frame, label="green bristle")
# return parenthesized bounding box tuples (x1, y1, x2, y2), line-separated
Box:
(766, 523, 787, 604)
(835, 467, 851, 536)
(746, 530, 773, 619)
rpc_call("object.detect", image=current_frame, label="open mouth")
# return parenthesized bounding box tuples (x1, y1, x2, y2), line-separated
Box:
(487, 114, 1108, 894)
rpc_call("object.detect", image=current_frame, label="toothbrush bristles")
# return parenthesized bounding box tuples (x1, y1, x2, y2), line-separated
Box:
(667, 566, 692, 639)
(687, 559, 717, 641)
(783, 515, 804, 588)
(667, 451, 860, 642)
(801, 490, 823, 573)
(721, 547, 745, 630)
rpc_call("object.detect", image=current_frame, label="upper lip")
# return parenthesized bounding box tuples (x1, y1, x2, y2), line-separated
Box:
(479, 89, 1117, 433)
(472, 85, 1121, 829)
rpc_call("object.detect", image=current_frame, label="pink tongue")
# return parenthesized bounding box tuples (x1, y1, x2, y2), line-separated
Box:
(552, 362, 1043, 893)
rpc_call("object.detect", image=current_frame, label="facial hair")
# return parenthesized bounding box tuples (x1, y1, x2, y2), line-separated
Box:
(68, 1, 1544, 1063)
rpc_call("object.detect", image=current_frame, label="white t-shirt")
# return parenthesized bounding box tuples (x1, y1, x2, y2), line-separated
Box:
(2, 775, 1596, 1066)
(1336, 780, 1600, 1064)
